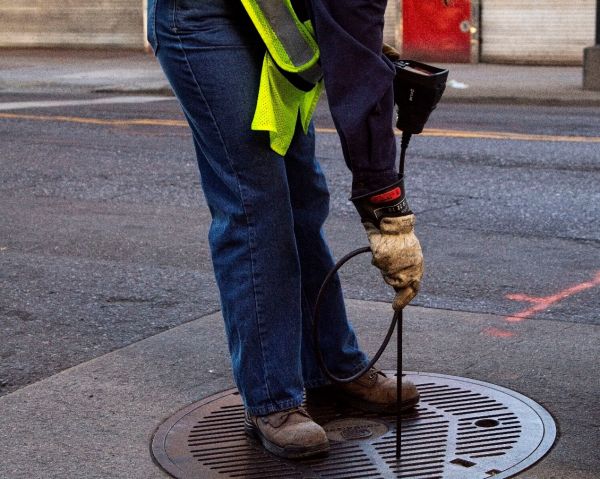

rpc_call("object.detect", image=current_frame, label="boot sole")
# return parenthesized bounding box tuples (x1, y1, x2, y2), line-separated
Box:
(244, 421, 330, 460)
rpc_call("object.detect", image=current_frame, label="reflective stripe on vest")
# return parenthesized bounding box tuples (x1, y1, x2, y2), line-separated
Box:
(240, 0, 322, 84)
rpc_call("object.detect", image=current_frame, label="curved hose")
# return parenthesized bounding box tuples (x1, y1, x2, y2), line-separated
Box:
(312, 246, 400, 383)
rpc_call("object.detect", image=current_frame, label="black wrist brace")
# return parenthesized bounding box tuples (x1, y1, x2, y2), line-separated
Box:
(351, 177, 412, 226)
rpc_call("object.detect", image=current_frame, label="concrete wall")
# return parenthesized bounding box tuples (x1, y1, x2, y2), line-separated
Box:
(384, 1, 399, 47)
(2, 1, 592, 65)
(481, 0, 596, 65)
(0, 0, 144, 48)
(0, 1, 400, 50)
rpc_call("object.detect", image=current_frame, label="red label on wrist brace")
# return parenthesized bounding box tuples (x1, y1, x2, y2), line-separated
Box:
(370, 187, 402, 204)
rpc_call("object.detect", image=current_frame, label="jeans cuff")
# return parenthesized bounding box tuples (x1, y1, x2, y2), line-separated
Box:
(245, 395, 304, 417)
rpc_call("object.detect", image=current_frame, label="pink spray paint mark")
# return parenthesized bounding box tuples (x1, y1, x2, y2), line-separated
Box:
(505, 271, 600, 322)
(483, 327, 517, 339)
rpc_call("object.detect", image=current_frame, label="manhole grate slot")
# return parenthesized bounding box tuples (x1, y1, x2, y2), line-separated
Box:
(152, 372, 556, 479)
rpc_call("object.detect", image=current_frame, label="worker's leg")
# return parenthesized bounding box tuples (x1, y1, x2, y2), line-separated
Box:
(152, 0, 306, 416)
(283, 123, 369, 387)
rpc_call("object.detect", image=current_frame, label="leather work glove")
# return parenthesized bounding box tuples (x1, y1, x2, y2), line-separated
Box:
(352, 178, 423, 310)
(382, 43, 402, 63)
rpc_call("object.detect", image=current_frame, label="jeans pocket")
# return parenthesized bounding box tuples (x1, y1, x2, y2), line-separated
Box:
(173, 0, 257, 47)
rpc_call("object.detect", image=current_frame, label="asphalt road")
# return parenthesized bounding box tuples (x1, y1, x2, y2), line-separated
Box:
(1, 94, 599, 398)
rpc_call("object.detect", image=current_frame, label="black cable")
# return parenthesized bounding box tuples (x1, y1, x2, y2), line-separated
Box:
(312, 246, 404, 462)
(396, 308, 403, 460)
(312, 120, 416, 460)
(312, 246, 400, 383)
(400, 132, 412, 177)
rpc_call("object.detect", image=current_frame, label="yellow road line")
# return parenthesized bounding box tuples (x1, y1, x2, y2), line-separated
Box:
(2, 112, 599, 144)
(316, 126, 600, 143)
(0, 112, 188, 127)
(421, 128, 600, 143)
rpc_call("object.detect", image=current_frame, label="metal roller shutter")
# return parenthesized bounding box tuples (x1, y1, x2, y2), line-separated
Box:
(481, 0, 596, 65)
(384, 1, 399, 46)
(0, 0, 143, 48)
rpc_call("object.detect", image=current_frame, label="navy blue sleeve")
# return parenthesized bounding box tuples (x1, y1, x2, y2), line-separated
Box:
(306, 0, 399, 196)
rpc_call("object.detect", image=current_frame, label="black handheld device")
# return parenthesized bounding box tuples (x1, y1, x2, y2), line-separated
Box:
(392, 60, 449, 174)
(393, 60, 449, 134)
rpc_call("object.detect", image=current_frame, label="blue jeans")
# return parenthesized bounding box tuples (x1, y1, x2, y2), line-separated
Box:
(148, 0, 368, 416)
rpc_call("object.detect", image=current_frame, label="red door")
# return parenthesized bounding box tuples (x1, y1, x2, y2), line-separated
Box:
(402, 0, 472, 63)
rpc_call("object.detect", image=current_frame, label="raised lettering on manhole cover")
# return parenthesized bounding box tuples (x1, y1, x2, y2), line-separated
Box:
(152, 372, 556, 479)
(324, 418, 388, 442)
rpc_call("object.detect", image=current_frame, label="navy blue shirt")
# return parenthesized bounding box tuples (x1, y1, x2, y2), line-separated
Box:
(304, 0, 399, 195)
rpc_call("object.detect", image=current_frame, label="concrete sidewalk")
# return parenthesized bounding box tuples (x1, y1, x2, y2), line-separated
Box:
(0, 299, 597, 479)
(1, 48, 598, 479)
(2, 48, 600, 105)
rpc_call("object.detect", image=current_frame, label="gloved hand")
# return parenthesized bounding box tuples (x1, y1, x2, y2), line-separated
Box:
(351, 178, 423, 310)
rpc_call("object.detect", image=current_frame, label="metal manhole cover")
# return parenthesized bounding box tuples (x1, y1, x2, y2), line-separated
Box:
(152, 372, 556, 479)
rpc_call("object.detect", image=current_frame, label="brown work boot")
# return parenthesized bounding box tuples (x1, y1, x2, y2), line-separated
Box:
(308, 369, 419, 414)
(244, 407, 329, 459)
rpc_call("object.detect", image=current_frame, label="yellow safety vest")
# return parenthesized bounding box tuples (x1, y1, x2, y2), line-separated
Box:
(240, 0, 324, 156)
